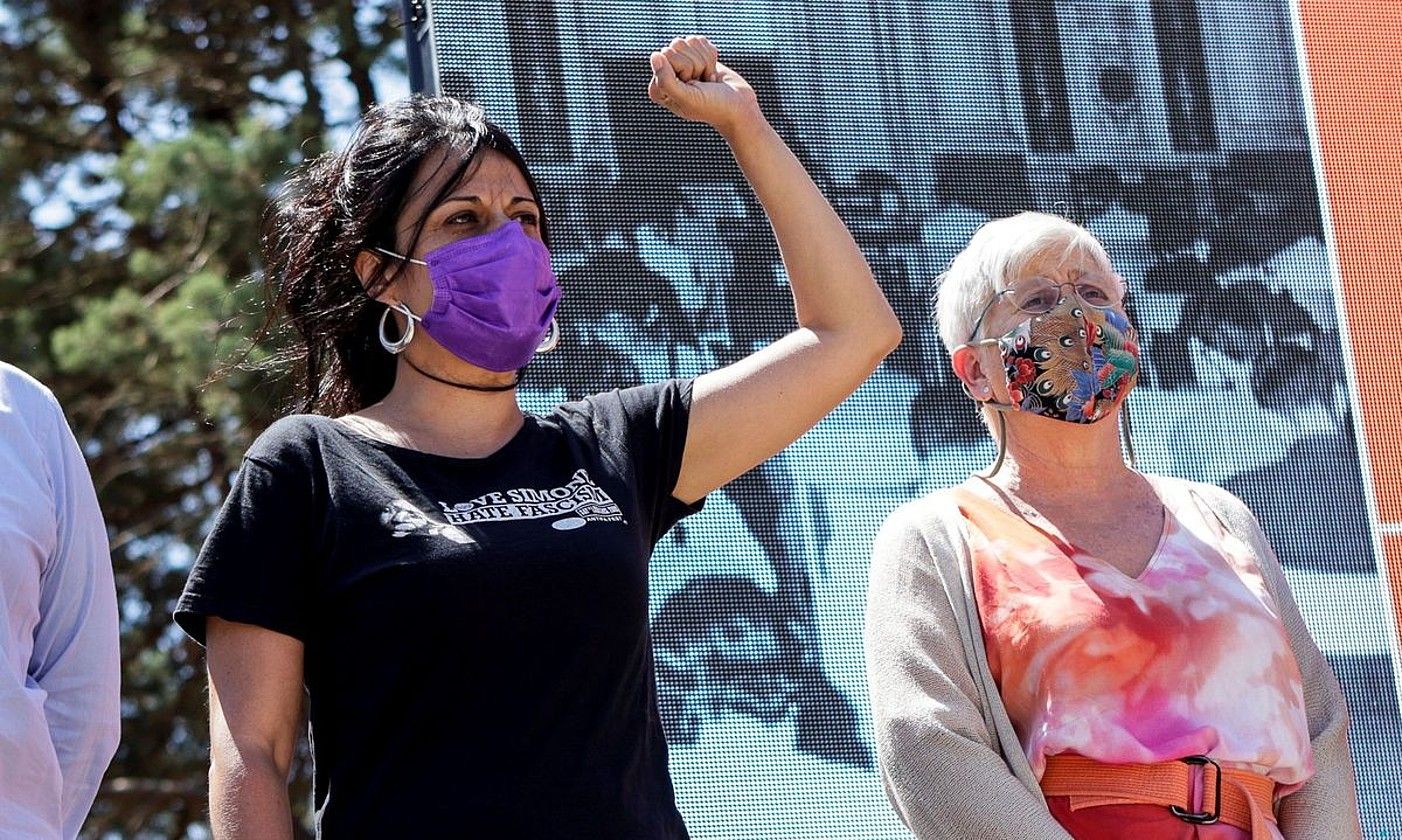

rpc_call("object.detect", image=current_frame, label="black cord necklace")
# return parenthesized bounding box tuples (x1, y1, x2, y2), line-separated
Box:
(401, 354, 522, 393)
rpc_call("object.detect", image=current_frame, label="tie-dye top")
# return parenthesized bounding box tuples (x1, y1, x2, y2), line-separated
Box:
(956, 478, 1314, 792)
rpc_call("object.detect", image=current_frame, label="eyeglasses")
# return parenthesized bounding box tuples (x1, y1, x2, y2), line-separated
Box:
(966, 276, 1124, 341)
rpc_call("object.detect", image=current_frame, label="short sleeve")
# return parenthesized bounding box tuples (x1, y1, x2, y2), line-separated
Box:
(174, 429, 323, 646)
(582, 379, 706, 544)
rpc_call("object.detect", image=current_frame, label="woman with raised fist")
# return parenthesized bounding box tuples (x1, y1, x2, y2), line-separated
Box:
(174, 36, 899, 839)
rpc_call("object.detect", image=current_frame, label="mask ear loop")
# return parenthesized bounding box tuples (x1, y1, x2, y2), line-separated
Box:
(959, 340, 1012, 479)
(984, 410, 1008, 478)
(961, 381, 1009, 479)
(371, 247, 425, 356)
(1119, 394, 1138, 469)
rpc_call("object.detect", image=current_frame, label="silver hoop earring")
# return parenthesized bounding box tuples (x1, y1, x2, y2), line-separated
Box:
(537, 317, 560, 354)
(379, 303, 416, 355)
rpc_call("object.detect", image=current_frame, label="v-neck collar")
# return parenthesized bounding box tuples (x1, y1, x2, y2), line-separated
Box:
(959, 475, 1175, 583)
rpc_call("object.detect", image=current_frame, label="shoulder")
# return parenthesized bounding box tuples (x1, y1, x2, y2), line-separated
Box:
(0, 361, 58, 405)
(869, 490, 976, 620)
(578, 379, 692, 415)
(242, 414, 340, 473)
(552, 379, 693, 433)
(873, 489, 970, 570)
(0, 361, 66, 436)
(879, 488, 967, 539)
(1151, 473, 1262, 533)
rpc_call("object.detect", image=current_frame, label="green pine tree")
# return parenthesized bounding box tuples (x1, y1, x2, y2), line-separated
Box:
(1, 2, 405, 835)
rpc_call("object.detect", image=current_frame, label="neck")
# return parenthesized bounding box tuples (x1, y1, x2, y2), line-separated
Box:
(365, 357, 526, 456)
(990, 408, 1134, 501)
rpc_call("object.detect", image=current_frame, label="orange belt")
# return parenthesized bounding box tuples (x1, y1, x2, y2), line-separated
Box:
(1041, 754, 1277, 838)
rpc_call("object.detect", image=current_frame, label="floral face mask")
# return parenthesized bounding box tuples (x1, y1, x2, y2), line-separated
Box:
(983, 296, 1140, 424)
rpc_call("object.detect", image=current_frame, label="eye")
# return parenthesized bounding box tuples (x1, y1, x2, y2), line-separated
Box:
(1016, 289, 1059, 312)
(514, 212, 540, 227)
(445, 210, 479, 226)
(1078, 285, 1115, 306)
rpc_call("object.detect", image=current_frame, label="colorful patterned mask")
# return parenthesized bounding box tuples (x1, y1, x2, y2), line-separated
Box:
(989, 297, 1140, 424)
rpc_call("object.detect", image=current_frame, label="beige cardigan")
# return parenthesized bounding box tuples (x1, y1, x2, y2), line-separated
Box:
(865, 475, 1362, 839)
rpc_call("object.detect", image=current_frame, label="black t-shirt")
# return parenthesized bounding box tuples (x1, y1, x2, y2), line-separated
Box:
(175, 380, 705, 838)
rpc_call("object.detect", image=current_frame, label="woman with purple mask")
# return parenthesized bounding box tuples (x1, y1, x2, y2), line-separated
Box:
(174, 37, 900, 839)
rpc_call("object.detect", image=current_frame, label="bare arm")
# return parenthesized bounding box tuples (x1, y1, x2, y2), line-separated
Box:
(206, 618, 305, 840)
(647, 37, 902, 504)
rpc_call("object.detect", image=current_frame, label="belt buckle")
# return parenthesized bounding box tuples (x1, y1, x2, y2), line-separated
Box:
(1169, 754, 1222, 825)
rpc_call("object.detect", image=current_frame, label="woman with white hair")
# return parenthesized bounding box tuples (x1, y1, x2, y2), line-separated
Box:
(865, 211, 1361, 839)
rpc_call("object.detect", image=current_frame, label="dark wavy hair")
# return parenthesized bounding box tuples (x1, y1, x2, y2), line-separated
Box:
(262, 95, 546, 416)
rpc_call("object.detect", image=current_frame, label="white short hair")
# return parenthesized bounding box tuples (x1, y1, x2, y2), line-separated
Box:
(934, 211, 1117, 354)
(933, 212, 1119, 437)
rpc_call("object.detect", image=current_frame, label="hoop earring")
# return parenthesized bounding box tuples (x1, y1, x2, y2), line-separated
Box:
(379, 303, 416, 355)
(537, 317, 560, 354)
(1119, 395, 1138, 469)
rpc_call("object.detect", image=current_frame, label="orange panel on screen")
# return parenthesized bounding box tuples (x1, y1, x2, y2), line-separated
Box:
(1297, 1, 1402, 643)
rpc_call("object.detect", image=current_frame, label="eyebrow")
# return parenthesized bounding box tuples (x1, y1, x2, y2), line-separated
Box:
(436, 194, 538, 208)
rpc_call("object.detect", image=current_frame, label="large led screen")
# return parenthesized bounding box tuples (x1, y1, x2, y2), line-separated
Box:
(416, 2, 1400, 835)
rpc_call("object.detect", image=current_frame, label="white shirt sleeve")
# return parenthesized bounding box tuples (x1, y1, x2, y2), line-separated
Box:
(28, 390, 122, 839)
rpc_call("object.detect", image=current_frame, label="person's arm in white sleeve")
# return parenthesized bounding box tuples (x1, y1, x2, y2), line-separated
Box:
(30, 399, 122, 838)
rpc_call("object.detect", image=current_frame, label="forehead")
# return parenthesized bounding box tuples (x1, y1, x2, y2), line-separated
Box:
(1012, 240, 1114, 281)
(402, 146, 532, 216)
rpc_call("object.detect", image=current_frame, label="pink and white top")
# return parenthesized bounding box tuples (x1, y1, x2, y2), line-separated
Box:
(956, 477, 1315, 796)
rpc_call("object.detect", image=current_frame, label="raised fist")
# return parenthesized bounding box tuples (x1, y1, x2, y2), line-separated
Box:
(648, 36, 763, 138)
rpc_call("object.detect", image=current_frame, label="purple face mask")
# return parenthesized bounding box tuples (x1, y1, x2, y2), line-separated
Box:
(379, 221, 560, 372)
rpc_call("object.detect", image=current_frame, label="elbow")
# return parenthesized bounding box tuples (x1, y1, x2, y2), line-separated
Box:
(861, 310, 903, 369)
(878, 313, 904, 357)
(866, 286, 904, 360)
(101, 675, 122, 762)
(211, 729, 295, 786)
(806, 297, 903, 371)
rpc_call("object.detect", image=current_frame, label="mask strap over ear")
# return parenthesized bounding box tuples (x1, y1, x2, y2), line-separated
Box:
(374, 246, 429, 267)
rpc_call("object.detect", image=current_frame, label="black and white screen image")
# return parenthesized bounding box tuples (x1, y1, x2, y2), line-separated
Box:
(423, 1, 1400, 835)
